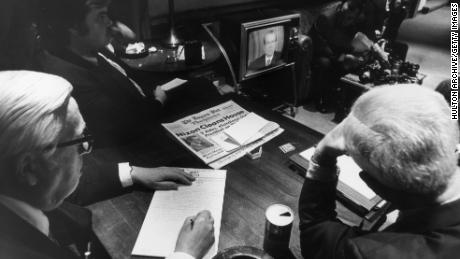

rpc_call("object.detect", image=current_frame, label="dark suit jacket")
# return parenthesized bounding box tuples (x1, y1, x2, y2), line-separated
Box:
(0, 201, 109, 259)
(299, 178, 460, 258)
(67, 154, 126, 206)
(39, 48, 163, 148)
(39, 48, 223, 166)
(248, 51, 282, 71)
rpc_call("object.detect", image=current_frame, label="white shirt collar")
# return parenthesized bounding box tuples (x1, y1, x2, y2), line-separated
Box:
(0, 194, 50, 236)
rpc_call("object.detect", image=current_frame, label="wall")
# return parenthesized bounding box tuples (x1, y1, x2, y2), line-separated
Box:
(112, 0, 330, 38)
(148, 0, 266, 19)
(110, 0, 150, 38)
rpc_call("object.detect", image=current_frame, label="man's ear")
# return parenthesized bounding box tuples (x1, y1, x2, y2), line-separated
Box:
(15, 153, 39, 187)
(68, 21, 88, 37)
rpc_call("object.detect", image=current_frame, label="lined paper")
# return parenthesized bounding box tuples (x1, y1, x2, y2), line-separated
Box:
(132, 168, 226, 259)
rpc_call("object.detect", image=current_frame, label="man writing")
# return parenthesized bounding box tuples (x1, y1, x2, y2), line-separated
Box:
(248, 30, 282, 71)
(299, 85, 460, 258)
(0, 70, 214, 259)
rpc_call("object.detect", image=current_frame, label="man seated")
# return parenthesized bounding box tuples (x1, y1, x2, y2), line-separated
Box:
(309, 0, 386, 112)
(299, 84, 460, 258)
(37, 0, 220, 152)
(0, 70, 214, 259)
(248, 30, 283, 72)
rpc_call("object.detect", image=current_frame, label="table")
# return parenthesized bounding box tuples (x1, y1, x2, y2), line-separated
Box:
(87, 98, 362, 259)
(121, 40, 221, 73)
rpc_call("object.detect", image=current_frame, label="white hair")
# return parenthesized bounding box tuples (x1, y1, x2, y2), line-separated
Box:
(343, 84, 459, 197)
(0, 71, 73, 168)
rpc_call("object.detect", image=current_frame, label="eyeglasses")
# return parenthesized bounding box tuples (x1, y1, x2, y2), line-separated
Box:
(56, 129, 94, 155)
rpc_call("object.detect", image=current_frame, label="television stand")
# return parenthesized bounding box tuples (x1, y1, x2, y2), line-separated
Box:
(239, 62, 298, 113)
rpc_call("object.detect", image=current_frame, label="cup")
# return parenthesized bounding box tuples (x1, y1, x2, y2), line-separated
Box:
(263, 204, 294, 257)
(184, 40, 203, 65)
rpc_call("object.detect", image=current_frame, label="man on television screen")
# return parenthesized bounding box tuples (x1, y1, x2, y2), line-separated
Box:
(248, 30, 282, 71)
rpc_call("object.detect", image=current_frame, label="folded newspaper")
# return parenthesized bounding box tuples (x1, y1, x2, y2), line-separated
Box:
(162, 100, 284, 168)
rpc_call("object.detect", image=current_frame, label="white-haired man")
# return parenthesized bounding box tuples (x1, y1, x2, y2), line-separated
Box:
(299, 85, 460, 258)
(0, 71, 214, 259)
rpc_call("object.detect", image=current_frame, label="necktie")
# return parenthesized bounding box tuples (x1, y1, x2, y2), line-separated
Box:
(266, 57, 271, 66)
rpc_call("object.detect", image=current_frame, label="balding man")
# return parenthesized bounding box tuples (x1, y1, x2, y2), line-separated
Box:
(248, 30, 283, 71)
(0, 71, 214, 259)
(299, 85, 460, 258)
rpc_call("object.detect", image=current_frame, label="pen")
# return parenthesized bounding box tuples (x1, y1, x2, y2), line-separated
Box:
(84, 242, 92, 259)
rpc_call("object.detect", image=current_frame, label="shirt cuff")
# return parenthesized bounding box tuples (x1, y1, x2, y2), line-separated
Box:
(166, 252, 195, 259)
(118, 162, 134, 188)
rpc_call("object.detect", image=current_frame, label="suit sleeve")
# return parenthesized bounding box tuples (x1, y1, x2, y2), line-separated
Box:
(248, 55, 264, 71)
(66, 155, 129, 206)
(299, 170, 368, 258)
(72, 78, 163, 147)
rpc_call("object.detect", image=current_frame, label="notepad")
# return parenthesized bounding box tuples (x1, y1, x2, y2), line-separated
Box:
(224, 112, 270, 145)
(160, 78, 187, 91)
(132, 169, 226, 259)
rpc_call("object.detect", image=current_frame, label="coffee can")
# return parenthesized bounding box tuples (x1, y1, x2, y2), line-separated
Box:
(263, 204, 294, 257)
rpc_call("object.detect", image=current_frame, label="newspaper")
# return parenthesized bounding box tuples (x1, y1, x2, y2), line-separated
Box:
(162, 100, 284, 168)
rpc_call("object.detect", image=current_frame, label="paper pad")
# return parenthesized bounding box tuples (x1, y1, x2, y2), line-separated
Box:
(132, 169, 226, 259)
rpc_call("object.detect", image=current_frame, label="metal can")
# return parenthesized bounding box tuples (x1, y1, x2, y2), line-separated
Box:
(263, 204, 294, 257)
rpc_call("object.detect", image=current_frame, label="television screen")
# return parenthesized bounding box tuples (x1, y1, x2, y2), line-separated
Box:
(246, 26, 285, 76)
(220, 10, 299, 82)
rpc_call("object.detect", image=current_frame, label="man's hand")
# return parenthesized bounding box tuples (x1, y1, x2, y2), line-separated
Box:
(339, 54, 366, 71)
(109, 21, 136, 51)
(110, 21, 136, 43)
(351, 32, 373, 53)
(154, 86, 167, 105)
(130, 167, 195, 190)
(314, 121, 347, 165)
(372, 43, 389, 63)
(175, 210, 215, 259)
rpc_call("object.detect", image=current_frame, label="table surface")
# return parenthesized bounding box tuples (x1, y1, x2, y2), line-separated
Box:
(87, 98, 361, 259)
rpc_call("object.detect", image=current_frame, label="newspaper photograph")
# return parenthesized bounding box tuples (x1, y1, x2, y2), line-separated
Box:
(162, 100, 284, 168)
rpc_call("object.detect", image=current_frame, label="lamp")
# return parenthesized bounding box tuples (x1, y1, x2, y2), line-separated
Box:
(165, 0, 181, 48)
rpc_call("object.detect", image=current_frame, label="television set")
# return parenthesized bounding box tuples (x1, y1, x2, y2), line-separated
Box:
(221, 9, 301, 82)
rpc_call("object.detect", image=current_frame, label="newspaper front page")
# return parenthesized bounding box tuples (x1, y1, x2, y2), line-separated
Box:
(162, 100, 284, 168)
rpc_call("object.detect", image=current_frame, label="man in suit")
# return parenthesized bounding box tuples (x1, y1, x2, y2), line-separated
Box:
(37, 0, 220, 156)
(0, 70, 215, 259)
(33, 0, 217, 205)
(248, 30, 283, 71)
(299, 84, 460, 258)
(310, 0, 387, 113)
